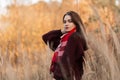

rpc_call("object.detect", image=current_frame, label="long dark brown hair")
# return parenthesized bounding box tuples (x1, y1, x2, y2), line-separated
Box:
(63, 11, 85, 33)
(63, 11, 88, 50)
(63, 11, 86, 36)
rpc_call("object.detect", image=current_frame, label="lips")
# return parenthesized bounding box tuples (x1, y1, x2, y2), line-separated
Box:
(65, 27, 69, 29)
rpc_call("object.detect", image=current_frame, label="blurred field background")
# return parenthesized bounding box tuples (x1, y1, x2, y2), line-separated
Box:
(0, 0, 120, 80)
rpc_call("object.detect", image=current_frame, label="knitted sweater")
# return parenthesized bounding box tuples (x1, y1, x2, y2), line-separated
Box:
(42, 30, 88, 80)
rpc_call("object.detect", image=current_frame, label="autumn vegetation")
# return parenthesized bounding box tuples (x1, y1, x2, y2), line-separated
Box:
(0, 0, 120, 80)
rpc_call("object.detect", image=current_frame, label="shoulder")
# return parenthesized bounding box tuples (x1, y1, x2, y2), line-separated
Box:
(70, 32, 88, 51)
(69, 32, 81, 40)
(69, 32, 86, 45)
(67, 32, 82, 44)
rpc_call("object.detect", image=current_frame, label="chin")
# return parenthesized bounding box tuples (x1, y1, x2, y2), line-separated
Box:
(66, 29, 70, 31)
(65, 30, 69, 32)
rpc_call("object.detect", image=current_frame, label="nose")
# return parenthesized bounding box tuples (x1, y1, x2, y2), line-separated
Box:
(64, 21, 69, 26)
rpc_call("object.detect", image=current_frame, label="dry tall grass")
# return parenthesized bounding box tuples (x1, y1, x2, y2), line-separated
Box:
(82, 5, 120, 80)
(0, 0, 120, 80)
(0, 23, 119, 80)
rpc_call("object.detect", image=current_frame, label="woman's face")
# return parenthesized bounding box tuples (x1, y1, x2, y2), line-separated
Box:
(63, 15, 76, 32)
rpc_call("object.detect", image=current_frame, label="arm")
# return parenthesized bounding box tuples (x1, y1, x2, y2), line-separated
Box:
(42, 30, 63, 51)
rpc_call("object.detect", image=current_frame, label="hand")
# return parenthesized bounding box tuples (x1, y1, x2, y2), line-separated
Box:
(61, 28, 66, 34)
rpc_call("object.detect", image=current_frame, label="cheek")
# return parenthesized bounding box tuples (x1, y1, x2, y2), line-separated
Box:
(70, 24, 76, 28)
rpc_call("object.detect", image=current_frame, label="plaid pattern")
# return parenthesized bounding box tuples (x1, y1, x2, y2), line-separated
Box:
(57, 41, 67, 56)
(50, 28, 76, 73)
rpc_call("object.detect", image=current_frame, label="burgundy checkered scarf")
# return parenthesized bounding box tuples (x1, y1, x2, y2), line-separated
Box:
(50, 28, 76, 73)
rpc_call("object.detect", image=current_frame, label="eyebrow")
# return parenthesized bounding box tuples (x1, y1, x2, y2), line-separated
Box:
(63, 19, 72, 21)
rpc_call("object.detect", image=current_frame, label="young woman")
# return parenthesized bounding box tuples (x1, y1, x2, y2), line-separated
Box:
(42, 11, 88, 80)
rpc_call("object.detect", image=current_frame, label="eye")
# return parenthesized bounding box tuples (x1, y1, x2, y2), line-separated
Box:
(63, 20, 66, 23)
(63, 19, 73, 23)
(68, 19, 73, 23)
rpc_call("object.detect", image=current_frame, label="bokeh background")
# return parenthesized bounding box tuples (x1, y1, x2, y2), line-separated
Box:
(0, 0, 120, 80)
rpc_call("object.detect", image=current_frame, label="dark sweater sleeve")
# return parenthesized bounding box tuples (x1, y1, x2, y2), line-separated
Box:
(61, 33, 85, 68)
(42, 30, 63, 51)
